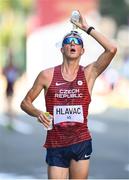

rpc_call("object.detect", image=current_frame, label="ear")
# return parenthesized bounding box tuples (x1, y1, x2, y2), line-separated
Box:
(80, 48, 85, 55)
(61, 47, 64, 54)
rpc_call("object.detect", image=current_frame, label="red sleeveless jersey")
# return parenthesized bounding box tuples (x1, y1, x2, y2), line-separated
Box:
(44, 65, 91, 148)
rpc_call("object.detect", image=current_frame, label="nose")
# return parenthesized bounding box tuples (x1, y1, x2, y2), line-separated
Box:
(71, 40, 75, 45)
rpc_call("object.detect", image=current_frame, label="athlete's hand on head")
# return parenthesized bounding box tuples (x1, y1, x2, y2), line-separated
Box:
(70, 10, 90, 32)
(37, 112, 53, 128)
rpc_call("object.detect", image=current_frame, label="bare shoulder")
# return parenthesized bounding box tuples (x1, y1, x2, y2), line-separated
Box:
(39, 67, 54, 88)
(40, 67, 54, 78)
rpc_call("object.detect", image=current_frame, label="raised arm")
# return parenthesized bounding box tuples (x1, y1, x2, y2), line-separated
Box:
(71, 10, 117, 78)
(84, 28, 117, 77)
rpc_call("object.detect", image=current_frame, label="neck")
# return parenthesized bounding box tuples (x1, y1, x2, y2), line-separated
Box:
(61, 61, 80, 82)
(62, 61, 79, 73)
(62, 57, 80, 71)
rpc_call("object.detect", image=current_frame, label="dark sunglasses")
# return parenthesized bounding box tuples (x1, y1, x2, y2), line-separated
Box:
(62, 37, 83, 47)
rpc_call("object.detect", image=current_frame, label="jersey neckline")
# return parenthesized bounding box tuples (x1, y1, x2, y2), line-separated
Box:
(60, 64, 80, 83)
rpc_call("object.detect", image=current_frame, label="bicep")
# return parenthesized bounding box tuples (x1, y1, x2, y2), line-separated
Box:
(26, 85, 43, 103)
(24, 73, 44, 103)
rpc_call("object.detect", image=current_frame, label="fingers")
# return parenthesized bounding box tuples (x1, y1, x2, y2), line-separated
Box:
(70, 19, 80, 28)
(70, 18, 88, 32)
(37, 112, 51, 128)
(77, 10, 83, 19)
(38, 115, 48, 128)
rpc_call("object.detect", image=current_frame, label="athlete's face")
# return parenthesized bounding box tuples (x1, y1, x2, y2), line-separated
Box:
(61, 35, 84, 60)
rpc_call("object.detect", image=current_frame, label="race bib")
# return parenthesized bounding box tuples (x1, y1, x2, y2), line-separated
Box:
(53, 105, 84, 124)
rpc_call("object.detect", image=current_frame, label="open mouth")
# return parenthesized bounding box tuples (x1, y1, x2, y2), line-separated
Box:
(70, 48, 76, 52)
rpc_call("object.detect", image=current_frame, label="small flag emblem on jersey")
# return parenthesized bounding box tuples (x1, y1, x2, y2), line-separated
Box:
(77, 80, 83, 86)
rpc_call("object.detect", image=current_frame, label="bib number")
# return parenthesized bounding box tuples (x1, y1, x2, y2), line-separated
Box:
(53, 105, 84, 124)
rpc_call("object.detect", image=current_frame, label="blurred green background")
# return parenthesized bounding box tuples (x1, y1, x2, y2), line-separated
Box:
(0, 0, 34, 72)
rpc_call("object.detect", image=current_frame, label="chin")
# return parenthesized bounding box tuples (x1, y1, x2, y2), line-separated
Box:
(69, 57, 79, 61)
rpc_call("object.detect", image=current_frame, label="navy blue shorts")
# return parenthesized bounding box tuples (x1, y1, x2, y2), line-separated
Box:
(46, 139, 92, 168)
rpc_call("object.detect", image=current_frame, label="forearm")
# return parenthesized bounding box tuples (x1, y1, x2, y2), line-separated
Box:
(71, 11, 116, 52)
(84, 27, 117, 52)
(20, 100, 42, 118)
(21, 99, 52, 128)
(83, 27, 117, 76)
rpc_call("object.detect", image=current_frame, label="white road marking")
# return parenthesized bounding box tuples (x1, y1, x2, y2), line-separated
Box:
(0, 172, 95, 180)
(0, 116, 107, 134)
(125, 164, 129, 171)
(0, 173, 34, 179)
(88, 119, 108, 133)
(0, 115, 33, 134)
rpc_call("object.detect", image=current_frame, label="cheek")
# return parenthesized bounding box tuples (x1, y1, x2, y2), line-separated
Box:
(64, 46, 70, 53)
(61, 46, 68, 53)
(77, 47, 83, 54)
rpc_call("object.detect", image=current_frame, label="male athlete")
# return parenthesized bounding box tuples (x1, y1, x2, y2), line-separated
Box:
(21, 11, 117, 179)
